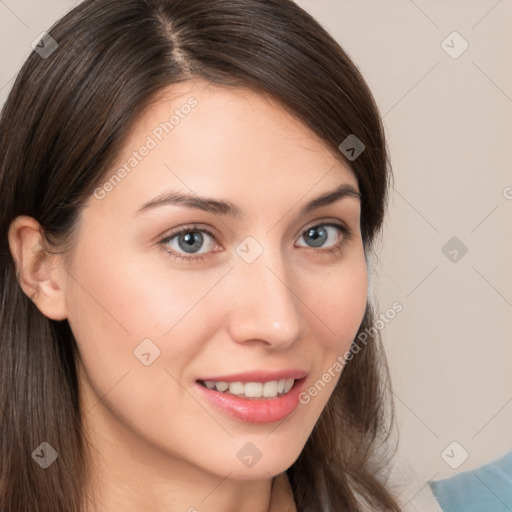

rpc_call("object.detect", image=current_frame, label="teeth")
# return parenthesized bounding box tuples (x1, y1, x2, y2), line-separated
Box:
(203, 379, 296, 398)
(244, 382, 263, 397)
(228, 382, 245, 395)
(215, 381, 229, 392)
(262, 381, 278, 397)
(284, 379, 294, 393)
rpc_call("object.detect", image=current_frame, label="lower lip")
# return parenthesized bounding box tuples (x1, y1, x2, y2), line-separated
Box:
(194, 378, 306, 424)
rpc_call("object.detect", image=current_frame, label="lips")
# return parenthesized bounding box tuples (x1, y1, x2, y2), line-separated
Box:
(194, 370, 308, 423)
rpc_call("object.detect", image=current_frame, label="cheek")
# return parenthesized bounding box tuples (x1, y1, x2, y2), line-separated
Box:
(305, 256, 368, 350)
(293, 254, 368, 411)
(65, 251, 228, 457)
(64, 245, 229, 402)
(66, 244, 221, 341)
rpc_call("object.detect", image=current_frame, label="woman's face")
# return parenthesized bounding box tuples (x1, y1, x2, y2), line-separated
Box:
(62, 81, 367, 481)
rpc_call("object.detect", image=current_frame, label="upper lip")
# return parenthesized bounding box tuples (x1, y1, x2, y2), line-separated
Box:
(197, 369, 308, 383)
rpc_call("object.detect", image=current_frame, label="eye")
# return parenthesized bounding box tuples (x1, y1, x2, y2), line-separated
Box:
(159, 221, 353, 263)
(296, 223, 352, 252)
(160, 224, 219, 262)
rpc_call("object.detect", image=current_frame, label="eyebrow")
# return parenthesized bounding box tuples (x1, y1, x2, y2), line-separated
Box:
(133, 183, 361, 219)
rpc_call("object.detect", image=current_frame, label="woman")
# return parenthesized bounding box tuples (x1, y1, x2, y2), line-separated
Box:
(0, 0, 403, 510)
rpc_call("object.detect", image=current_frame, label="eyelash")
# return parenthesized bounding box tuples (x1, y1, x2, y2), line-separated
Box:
(159, 222, 354, 263)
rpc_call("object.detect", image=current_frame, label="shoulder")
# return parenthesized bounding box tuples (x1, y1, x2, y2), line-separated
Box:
(430, 450, 512, 512)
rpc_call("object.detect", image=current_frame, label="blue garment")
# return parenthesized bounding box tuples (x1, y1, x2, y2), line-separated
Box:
(430, 450, 512, 512)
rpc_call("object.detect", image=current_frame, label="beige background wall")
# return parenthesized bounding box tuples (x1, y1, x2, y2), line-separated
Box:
(1, 0, 511, 487)
(295, 0, 512, 484)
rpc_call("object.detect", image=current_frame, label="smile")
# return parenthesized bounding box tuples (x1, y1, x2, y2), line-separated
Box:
(197, 378, 296, 399)
(194, 376, 307, 423)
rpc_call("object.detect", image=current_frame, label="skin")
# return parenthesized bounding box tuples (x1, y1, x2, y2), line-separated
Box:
(9, 80, 368, 512)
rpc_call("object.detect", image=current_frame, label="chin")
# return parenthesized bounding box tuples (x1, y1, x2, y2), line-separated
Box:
(223, 443, 302, 481)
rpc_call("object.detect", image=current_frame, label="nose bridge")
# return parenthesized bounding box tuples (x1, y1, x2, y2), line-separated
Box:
(227, 240, 304, 347)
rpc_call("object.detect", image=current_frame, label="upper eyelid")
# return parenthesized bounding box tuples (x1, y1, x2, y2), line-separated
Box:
(161, 224, 218, 242)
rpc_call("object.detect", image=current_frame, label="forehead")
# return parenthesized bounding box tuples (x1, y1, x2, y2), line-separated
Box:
(88, 80, 358, 220)
(120, 79, 352, 174)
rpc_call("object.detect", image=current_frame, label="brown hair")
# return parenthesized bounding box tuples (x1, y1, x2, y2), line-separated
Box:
(0, 0, 399, 510)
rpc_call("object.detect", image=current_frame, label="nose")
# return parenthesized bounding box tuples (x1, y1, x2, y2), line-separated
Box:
(225, 249, 305, 350)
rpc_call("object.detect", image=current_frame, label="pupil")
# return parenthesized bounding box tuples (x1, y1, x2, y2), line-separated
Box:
(305, 226, 327, 247)
(179, 232, 203, 253)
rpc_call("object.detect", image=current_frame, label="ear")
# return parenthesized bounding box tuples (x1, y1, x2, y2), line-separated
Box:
(8, 215, 68, 320)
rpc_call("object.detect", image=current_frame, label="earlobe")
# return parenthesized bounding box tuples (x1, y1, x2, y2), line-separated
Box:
(8, 215, 68, 321)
